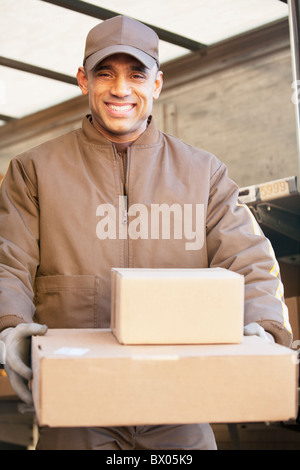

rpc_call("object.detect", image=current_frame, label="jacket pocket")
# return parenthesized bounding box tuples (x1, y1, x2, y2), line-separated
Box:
(33, 275, 100, 328)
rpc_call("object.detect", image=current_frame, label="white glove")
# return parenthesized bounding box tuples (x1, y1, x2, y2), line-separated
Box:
(0, 339, 5, 366)
(243, 322, 275, 343)
(0, 323, 48, 404)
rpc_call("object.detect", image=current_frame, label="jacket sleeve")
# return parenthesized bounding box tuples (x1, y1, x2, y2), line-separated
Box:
(0, 158, 39, 332)
(206, 162, 292, 347)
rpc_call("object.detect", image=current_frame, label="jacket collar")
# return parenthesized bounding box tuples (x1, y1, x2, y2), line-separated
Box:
(81, 114, 161, 148)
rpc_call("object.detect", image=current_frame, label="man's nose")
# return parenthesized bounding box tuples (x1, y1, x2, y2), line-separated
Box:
(111, 76, 131, 97)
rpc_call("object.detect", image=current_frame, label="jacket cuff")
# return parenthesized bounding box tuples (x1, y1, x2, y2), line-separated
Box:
(257, 319, 293, 348)
(0, 315, 27, 333)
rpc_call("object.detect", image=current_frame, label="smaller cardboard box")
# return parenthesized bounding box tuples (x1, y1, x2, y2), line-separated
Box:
(31, 329, 298, 428)
(111, 268, 244, 344)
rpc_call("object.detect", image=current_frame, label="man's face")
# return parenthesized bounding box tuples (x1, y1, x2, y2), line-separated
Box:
(77, 53, 163, 143)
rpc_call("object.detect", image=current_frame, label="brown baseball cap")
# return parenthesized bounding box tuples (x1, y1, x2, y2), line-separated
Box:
(83, 15, 160, 71)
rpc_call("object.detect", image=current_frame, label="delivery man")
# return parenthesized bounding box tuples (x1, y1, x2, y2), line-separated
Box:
(0, 16, 292, 450)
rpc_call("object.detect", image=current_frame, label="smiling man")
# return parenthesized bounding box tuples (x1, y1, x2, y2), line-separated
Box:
(0, 16, 292, 451)
(77, 53, 162, 148)
(77, 16, 163, 149)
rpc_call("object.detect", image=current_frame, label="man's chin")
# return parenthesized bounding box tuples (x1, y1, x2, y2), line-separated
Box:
(91, 115, 148, 142)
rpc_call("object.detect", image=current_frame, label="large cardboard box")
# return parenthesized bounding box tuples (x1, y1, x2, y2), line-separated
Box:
(32, 329, 298, 428)
(111, 268, 244, 344)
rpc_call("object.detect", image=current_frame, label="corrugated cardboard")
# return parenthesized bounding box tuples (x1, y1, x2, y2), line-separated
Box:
(111, 268, 244, 344)
(31, 329, 298, 428)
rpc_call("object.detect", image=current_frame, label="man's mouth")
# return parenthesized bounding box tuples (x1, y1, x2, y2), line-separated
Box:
(106, 103, 135, 113)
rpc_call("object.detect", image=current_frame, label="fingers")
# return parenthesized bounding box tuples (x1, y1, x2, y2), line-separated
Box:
(5, 323, 48, 380)
(5, 364, 33, 405)
(6, 341, 33, 380)
(14, 323, 48, 338)
(1, 323, 48, 406)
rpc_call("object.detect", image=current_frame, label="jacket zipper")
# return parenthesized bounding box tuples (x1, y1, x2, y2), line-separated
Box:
(114, 147, 129, 268)
(124, 147, 130, 268)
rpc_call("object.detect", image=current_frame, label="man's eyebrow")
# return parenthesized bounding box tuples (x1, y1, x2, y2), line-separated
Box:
(93, 63, 148, 73)
(94, 64, 112, 72)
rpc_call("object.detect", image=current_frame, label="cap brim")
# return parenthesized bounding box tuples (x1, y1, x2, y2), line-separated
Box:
(84, 44, 157, 71)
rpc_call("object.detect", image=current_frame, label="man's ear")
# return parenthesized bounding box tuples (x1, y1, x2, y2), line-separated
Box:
(153, 71, 163, 100)
(77, 67, 89, 95)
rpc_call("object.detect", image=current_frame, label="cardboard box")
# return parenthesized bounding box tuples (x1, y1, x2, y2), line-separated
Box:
(111, 268, 244, 344)
(286, 297, 300, 341)
(32, 329, 298, 428)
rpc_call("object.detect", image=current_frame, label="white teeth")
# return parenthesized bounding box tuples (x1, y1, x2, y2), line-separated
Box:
(108, 104, 133, 111)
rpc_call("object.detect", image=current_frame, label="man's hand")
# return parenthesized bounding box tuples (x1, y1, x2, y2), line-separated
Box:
(0, 323, 48, 404)
(243, 322, 275, 343)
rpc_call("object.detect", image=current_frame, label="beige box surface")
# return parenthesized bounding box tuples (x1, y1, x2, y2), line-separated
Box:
(32, 329, 298, 428)
(111, 268, 244, 344)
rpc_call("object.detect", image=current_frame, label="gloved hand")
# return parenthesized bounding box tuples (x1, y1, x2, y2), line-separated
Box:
(243, 322, 275, 343)
(0, 339, 5, 367)
(0, 323, 48, 405)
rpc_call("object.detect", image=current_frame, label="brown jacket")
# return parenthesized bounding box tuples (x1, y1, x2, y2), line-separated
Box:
(0, 115, 292, 346)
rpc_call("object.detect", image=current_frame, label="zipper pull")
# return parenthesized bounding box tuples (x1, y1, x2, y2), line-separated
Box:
(122, 209, 128, 225)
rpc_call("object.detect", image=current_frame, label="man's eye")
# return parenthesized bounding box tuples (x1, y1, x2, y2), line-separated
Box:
(96, 72, 111, 78)
(132, 74, 145, 80)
